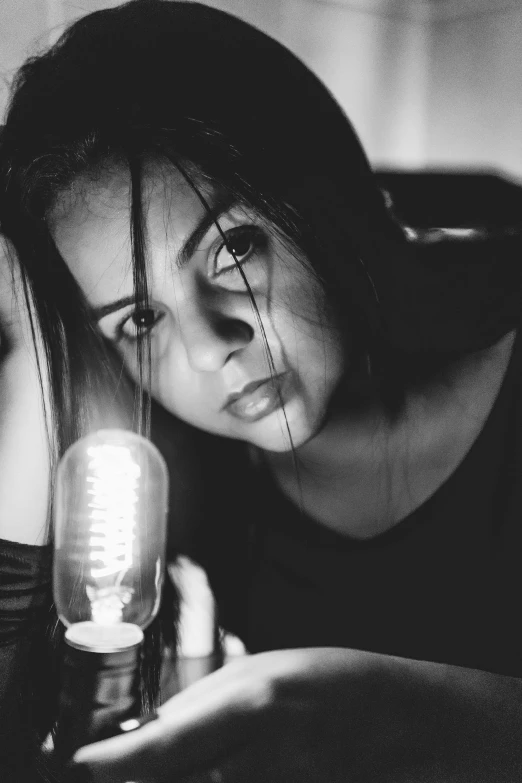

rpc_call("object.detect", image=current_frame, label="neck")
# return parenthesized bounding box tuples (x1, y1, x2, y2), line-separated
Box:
(261, 331, 516, 538)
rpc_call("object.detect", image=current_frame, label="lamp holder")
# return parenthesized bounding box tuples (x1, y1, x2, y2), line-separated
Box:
(54, 634, 142, 762)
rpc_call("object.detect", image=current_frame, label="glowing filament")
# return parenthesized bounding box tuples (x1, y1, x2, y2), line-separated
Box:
(86, 445, 140, 580)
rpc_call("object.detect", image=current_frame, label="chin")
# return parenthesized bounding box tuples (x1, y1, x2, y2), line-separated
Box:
(241, 402, 323, 453)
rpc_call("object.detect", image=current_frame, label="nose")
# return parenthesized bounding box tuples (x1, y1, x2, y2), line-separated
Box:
(180, 303, 254, 373)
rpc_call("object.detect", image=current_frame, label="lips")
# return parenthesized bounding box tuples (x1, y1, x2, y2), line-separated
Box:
(224, 374, 289, 422)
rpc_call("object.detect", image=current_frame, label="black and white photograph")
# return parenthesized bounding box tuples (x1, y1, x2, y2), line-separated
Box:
(1, 1, 522, 781)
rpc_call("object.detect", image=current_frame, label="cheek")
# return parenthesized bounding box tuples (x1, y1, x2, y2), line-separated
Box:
(267, 257, 329, 330)
(150, 355, 188, 410)
(149, 352, 213, 425)
(116, 336, 215, 426)
(266, 271, 343, 371)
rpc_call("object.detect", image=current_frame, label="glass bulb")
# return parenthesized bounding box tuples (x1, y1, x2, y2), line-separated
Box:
(53, 429, 169, 651)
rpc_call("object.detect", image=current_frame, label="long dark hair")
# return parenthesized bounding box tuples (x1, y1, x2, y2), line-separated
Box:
(0, 1, 404, 416)
(2, 2, 521, 413)
(1, 0, 521, 776)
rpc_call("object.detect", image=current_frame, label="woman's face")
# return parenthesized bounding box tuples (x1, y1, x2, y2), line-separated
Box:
(52, 165, 345, 452)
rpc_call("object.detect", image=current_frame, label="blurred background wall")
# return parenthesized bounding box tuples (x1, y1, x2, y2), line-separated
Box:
(0, 0, 520, 180)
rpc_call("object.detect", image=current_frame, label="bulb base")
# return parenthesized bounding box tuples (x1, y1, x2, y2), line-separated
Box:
(65, 621, 144, 652)
(54, 627, 143, 762)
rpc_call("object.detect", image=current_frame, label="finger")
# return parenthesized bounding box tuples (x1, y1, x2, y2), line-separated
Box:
(71, 662, 275, 782)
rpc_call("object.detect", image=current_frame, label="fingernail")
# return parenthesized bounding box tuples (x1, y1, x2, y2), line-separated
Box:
(66, 762, 93, 783)
(118, 709, 159, 734)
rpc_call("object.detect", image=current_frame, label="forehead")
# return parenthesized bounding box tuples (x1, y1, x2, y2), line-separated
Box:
(51, 163, 208, 305)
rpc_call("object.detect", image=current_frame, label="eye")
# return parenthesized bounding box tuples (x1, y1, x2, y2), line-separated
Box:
(212, 227, 264, 276)
(117, 306, 164, 341)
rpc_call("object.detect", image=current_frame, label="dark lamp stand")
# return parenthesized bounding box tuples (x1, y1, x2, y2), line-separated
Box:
(54, 637, 142, 762)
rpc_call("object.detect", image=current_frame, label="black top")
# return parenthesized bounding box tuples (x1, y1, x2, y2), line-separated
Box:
(208, 330, 522, 678)
(0, 539, 52, 778)
(2, 330, 522, 778)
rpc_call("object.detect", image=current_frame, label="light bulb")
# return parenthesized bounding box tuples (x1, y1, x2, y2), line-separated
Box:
(53, 429, 168, 652)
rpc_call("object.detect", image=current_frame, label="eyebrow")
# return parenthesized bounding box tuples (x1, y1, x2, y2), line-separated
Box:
(92, 294, 139, 321)
(91, 191, 237, 321)
(177, 191, 236, 268)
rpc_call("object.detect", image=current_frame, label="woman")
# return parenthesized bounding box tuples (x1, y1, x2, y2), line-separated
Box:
(2, 1, 522, 780)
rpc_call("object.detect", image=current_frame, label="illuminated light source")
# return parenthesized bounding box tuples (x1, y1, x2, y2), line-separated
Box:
(53, 429, 168, 760)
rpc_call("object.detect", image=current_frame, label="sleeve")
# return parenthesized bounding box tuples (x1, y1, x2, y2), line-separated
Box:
(0, 538, 53, 779)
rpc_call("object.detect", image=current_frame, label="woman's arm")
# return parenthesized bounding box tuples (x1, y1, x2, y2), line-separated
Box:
(0, 238, 56, 776)
(0, 236, 52, 545)
(70, 646, 522, 783)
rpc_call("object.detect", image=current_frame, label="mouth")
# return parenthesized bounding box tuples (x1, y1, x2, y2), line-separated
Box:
(224, 373, 289, 422)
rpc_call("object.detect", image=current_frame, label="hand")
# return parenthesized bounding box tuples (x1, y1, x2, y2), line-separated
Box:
(70, 646, 522, 782)
(0, 236, 47, 355)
